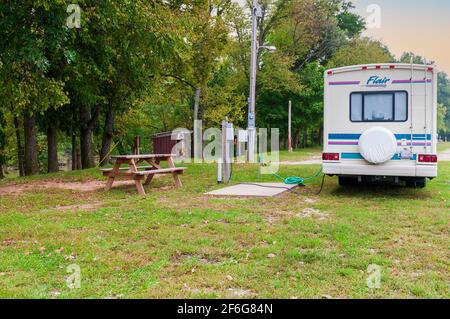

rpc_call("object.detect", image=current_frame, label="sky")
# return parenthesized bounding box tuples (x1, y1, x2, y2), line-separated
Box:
(352, 0, 450, 74)
(232, 0, 450, 74)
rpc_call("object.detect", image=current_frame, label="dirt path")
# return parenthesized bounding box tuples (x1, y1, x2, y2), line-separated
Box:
(0, 179, 134, 196)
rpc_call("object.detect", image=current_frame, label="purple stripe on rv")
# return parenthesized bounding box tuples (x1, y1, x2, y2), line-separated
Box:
(328, 142, 432, 146)
(329, 141, 359, 145)
(328, 141, 432, 146)
(329, 81, 360, 86)
(399, 142, 432, 146)
(392, 79, 432, 84)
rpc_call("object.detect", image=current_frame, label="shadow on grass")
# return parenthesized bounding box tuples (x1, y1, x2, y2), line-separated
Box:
(326, 182, 433, 200)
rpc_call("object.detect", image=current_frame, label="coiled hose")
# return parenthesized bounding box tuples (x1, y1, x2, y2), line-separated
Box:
(273, 169, 323, 186)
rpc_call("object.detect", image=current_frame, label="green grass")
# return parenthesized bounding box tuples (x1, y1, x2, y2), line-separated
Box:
(437, 142, 450, 153)
(278, 146, 322, 162)
(0, 154, 449, 299)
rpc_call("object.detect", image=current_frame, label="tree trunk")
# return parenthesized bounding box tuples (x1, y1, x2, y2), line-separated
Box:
(79, 105, 95, 169)
(71, 133, 79, 170)
(293, 128, 300, 149)
(318, 126, 323, 145)
(302, 128, 308, 148)
(14, 116, 25, 177)
(0, 165, 4, 179)
(80, 126, 94, 169)
(193, 87, 201, 121)
(47, 126, 58, 173)
(23, 113, 38, 175)
(76, 146, 82, 169)
(99, 107, 115, 166)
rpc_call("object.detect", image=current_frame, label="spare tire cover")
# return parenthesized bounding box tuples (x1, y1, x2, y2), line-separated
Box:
(359, 127, 397, 164)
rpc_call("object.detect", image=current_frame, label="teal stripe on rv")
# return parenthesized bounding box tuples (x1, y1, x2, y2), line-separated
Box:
(329, 134, 432, 141)
(341, 153, 417, 161)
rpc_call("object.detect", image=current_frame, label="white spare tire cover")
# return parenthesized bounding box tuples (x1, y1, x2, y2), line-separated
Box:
(359, 127, 397, 164)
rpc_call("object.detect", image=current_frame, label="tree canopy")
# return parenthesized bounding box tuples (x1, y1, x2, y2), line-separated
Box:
(0, 0, 448, 176)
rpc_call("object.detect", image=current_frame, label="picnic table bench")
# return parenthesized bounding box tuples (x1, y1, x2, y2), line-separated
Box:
(102, 154, 186, 195)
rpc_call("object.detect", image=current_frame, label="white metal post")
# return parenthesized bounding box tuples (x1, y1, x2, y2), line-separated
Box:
(222, 119, 228, 183)
(288, 100, 292, 152)
(247, 0, 259, 163)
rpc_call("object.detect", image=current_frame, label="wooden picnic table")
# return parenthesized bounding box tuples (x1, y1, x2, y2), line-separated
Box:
(101, 154, 186, 195)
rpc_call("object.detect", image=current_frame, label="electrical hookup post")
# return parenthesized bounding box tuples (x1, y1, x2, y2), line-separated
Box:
(217, 117, 281, 184)
(218, 119, 234, 184)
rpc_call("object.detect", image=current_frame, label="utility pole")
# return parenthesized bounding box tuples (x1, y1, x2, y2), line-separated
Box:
(247, 0, 259, 163)
(193, 87, 201, 122)
(288, 100, 292, 152)
(247, 1, 276, 163)
(193, 87, 202, 162)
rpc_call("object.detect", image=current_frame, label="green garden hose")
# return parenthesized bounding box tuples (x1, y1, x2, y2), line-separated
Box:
(272, 169, 323, 186)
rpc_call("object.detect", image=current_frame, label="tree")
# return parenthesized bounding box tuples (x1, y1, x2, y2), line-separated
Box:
(399, 52, 431, 64)
(161, 0, 231, 125)
(254, 0, 368, 147)
(97, 0, 182, 165)
(0, 0, 70, 175)
(437, 72, 450, 135)
(0, 108, 6, 178)
(327, 37, 393, 68)
(334, 0, 366, 38)
(437, 104, 447, 135)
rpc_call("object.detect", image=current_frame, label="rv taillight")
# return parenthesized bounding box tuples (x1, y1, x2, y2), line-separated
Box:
(323, 153, 340, 161)
(418, 154, 438, 163)
(362, 66, 368, 70)
(428, 67, 434, 72)
(376, 65, 381, 69)
(390, 65, 396, 69)
(327, 70, 333, 75)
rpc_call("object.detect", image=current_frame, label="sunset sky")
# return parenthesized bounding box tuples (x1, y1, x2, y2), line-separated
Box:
(233, 0, 450, 74)
(352, 0, 450, 74)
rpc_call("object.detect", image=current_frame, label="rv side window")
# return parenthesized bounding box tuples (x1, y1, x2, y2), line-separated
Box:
(351, 94, 363, 121)
(350, 91, 408, 122)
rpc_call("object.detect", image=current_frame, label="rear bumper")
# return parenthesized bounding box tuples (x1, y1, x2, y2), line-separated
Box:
(323, 162, 438, 178)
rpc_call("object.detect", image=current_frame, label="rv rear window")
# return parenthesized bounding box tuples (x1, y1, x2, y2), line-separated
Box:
(350, 91, 408, 122)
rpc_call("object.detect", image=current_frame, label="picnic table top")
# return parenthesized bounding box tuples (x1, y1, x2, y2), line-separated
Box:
(111, 154, 175, 160)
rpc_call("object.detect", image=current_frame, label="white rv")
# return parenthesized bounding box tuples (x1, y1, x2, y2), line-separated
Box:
(323, 63, 438, 188)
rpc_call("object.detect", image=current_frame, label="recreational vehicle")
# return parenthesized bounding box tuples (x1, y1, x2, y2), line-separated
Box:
(323, 63, 438, 188)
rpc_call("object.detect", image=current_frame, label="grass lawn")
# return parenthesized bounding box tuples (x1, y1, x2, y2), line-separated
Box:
(438, 142, 450, 153)
(278, 146, 322, 162)
(0, 153, 448, 299)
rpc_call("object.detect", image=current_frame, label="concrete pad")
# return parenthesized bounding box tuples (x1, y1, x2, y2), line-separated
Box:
(206, 183, 298, 197)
